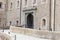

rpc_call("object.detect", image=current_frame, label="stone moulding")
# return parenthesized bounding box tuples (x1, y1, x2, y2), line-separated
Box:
(23, 6, 37, 12)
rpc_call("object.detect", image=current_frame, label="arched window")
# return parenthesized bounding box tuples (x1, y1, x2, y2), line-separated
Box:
(42, 19, 46, 26)
(10, 21, 12, 25)
(16, 21, 18, 26)
(10, 2, 12, 8)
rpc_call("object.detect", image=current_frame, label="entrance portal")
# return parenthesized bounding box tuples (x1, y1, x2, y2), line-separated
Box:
(27, 14, 33, 29)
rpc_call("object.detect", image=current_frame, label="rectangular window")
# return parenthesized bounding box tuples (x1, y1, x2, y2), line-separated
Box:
(0, 2, 2, 8)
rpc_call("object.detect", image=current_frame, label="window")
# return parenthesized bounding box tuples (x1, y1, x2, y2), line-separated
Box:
(16, 21, 18, 26)
(42, 19, 46, 26)
(10, 2, 12, 8)
(17, 1, 19, 7)
(0, 18, 1, 22)
(16, 21, 18, 24)
(25, 0, 27, 5)
(10, 21, 12, 25)
(0, 2, 2, 8)
(33, 0, 36, 4)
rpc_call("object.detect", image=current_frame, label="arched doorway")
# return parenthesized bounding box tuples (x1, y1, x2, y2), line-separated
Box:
(27, 14, 33, 29)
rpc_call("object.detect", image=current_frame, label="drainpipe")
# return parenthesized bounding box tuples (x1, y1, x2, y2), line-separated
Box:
(49, 0, 52, 31)
(51, 0, 56, 31)
(54, 0, 56, 31)
(20, 0, 22, 25)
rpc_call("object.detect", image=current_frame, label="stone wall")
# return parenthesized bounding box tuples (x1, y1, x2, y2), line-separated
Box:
(10, 26, 60, 40)
(0, 0, 7, 28)
(7, 0, 21, 26)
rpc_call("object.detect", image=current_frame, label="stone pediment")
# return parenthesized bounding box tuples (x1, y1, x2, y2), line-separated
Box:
(23, 6, 37, 12)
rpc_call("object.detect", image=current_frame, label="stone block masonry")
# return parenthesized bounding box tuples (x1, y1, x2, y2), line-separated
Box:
(10, 26, 60, 40)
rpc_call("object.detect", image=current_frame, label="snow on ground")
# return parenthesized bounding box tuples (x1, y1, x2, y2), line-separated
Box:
(0, 30, 51, 40)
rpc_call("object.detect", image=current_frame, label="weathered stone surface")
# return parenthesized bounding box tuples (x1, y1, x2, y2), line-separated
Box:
(0, 32, 11, 40)
(10, 26, 60, 40)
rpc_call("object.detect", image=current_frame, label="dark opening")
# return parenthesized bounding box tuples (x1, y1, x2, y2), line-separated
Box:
(16, 21, 18, 26)
(43, 19, 46, 26)
(0, 2, 2, 8)
(10, 21, 11, 25)
(27, 14, 33, 29)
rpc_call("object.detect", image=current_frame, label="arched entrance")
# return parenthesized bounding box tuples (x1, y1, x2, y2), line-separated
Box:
(27, 14, 33, 29)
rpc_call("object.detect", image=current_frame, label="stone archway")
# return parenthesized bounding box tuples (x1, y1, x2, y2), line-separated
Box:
(26, 14, 34, 29)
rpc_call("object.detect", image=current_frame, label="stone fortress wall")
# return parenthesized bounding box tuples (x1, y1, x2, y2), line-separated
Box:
(10, 26, 60, 40)
(7, 0, 60, 31)
(1, 0, 60, 31)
